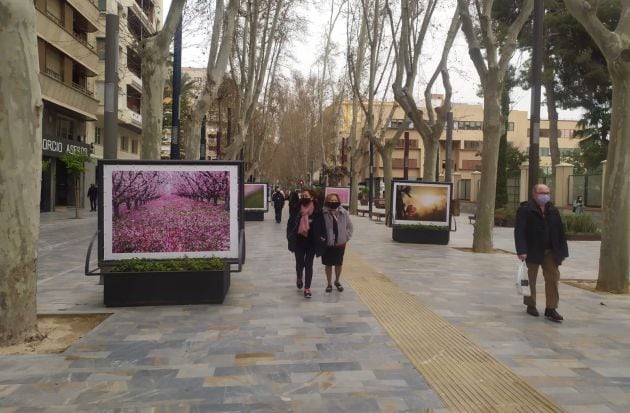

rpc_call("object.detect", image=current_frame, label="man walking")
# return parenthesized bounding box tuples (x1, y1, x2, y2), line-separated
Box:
(271, 186, 285, 223)
(515, 184, 568, 322)
(87, 184, 98, 212)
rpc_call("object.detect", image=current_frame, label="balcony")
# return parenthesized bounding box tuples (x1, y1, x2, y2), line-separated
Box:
(65, 0, 100, 31)
(36, 8, 98, 75)
(130, 2, 156, 34)
(130, 111, 142, 126)
(118, 108, 143, 132)
(39, 72, 98, 121)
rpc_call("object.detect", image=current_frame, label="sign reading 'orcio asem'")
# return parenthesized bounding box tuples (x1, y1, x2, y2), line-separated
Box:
(42, 136, 90, 157)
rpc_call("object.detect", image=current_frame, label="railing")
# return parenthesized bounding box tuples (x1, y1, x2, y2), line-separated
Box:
(73, 31, 94, 50)
(45, 68, 63, 82)
(72, 82, 94, 97)
(130, 111, 142, 125)
(45, 9, 96, 52)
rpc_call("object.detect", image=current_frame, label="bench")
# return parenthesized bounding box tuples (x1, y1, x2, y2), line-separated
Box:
(469, 214, 476, 224)
(358, 208, 369, 217)
(357, 208, 386, 222)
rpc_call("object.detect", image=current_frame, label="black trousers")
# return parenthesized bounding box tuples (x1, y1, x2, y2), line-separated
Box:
(274, 207, 282, 223)
(89, 198, 97, 211)
(294, 243, 315, 289)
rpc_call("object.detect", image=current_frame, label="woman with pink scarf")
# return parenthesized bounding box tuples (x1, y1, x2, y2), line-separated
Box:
(286, 188, 327, 298)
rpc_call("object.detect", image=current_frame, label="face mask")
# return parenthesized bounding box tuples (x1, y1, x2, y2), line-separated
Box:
(300, 198, 312, 206)
(535, 194, 550, 205)
(326, 201, 340, 209)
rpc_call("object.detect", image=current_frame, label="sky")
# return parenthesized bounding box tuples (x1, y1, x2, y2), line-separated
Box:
(162, 0, 583, 121)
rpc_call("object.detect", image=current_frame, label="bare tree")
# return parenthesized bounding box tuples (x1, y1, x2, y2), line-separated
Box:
(388, 0, 460, 181)
(563, 0, 629, 293)
(181, 0, 240, 159)
(347, 0, 406, 221)
(457, 0, 533, 252)
(139, 0, 187, 159)
(224, 0, 296, 169)
(0, 0, 42, 346)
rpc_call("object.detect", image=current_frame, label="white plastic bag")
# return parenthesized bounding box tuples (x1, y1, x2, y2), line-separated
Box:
(516, 261, 531, 297)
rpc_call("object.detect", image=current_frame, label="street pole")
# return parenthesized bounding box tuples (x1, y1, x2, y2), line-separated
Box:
(403, 131, 409, 180)
(368, 140, 374, 219)
(528, 0, 544, 195)
(445, 111, 453, 182)
(199, 115, 206, 160)
(103, 2, 119, 160)
(170, 19, 182, 160)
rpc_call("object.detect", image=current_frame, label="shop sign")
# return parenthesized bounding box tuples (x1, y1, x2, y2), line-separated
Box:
(42, 136, 90, 157)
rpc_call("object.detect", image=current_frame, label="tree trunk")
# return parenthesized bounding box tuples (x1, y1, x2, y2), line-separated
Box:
(140, 47, 167, 160)
(139, 0, 187, 160)
(422, 138, 438, 181)
(473, 78, 503, 252)
(0, 0, 42, 346)
(597, 72, 630, 293)
(381, 150, 394, 223)
(74, 175, 80, 219)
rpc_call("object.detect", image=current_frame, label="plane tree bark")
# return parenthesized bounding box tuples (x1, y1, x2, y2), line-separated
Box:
(457, 0, 533, 252)
(139, 0, 187, 159)
(181, 0, 240, 159)
(564, 0, 630, 293)
(0, 0, 43, 346)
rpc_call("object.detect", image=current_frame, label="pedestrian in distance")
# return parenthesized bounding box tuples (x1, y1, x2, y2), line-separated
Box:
(286, 188, 327, 299)
(87, 184, 98, 211)
(271, 186, 285, 223)
(573, 195, 584, 214)
(515, 184, 569, 322)
(321, 192, 353, 293)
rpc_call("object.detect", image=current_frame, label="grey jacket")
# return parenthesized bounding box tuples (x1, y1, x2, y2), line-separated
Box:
(322, 206, 353, 247)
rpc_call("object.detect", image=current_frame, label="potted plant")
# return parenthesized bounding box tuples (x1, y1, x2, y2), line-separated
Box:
(562, 213, 601, 241)
(494, 207, 517, 227)
(103, 257, 230, 307)
(392, 224, 450, 245)
(60, 152, 91, 218)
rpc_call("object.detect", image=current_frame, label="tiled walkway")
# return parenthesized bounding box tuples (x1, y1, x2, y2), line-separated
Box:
(1, 208, 629, 412)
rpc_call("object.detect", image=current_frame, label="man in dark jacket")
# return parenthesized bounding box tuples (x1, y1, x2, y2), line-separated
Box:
(515, 184, 569, 322)
(271, 187, 285, 223)
(87, 184, 98, 211)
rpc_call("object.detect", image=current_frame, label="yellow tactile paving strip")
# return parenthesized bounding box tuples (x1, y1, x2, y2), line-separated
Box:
(344, 249, 565, 413)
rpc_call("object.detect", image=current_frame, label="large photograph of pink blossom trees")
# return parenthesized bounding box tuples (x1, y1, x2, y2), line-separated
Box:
(102, 164, 239, 260)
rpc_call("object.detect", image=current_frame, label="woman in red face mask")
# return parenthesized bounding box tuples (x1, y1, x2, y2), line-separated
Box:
(286, 188, 327, 298)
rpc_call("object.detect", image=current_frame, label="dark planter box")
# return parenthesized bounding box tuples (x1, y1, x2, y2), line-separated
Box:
(244, 211, 265, 221)
(103, 265, 230, 307)
(392, 226, 450, 245)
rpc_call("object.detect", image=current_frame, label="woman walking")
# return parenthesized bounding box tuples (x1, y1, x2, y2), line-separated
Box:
(287, 188, 326, 298)
(321, 192, 353, 293)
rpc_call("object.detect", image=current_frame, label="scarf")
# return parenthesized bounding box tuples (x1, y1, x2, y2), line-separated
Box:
(298, 202, 314, 237)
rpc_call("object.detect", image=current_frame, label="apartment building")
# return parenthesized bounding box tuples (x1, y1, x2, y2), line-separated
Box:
(92, 0, 162, 165)
(35, 0, 99, 212)
(338, 98, 581, 200)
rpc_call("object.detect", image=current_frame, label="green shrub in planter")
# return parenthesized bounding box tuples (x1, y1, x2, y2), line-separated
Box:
(494, 207, 517, 226)
(562, 213, 599, 234)
(111, 256, 224, 273)
(397, 223, 449, 231)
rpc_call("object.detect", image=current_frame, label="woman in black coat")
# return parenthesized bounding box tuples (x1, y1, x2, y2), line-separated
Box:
(286, 188, 326, 298)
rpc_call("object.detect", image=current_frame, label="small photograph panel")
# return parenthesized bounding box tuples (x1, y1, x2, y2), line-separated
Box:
(325, 187, 351, 207)
(244, 183, 268, 211)
(393, 182, 451, 226)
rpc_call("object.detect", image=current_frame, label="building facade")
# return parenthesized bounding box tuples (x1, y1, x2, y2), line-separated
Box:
(338, 99, 581, 200)
(35, 0, 99, 211)
(92, 0, 162, 166)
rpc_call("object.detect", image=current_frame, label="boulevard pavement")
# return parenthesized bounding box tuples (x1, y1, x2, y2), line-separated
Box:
(0, 207, 629, 412)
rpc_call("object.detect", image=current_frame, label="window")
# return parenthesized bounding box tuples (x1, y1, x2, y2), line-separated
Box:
(540, 147, 550, 156)
(560, 147, 579, 157)
(454, 121, 483, 130)
(57, 118, 74, 140)
(98, 0, 107, 11)
(45, 45, 64, 80)
(95, 127, 102, 145)
(463, 140, 482, 150)
(96, 38, 106, 60)
(506, 122, 514, 131)
(121, 136, 129, 151)
(388, 119, 414, 129)
(131, 139, 138, 154)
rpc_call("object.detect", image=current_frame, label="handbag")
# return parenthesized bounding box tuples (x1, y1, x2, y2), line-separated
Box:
(516, 261, 531, 297)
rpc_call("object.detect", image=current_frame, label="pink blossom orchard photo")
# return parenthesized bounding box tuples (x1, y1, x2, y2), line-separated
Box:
(111, 170, 231, 253)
